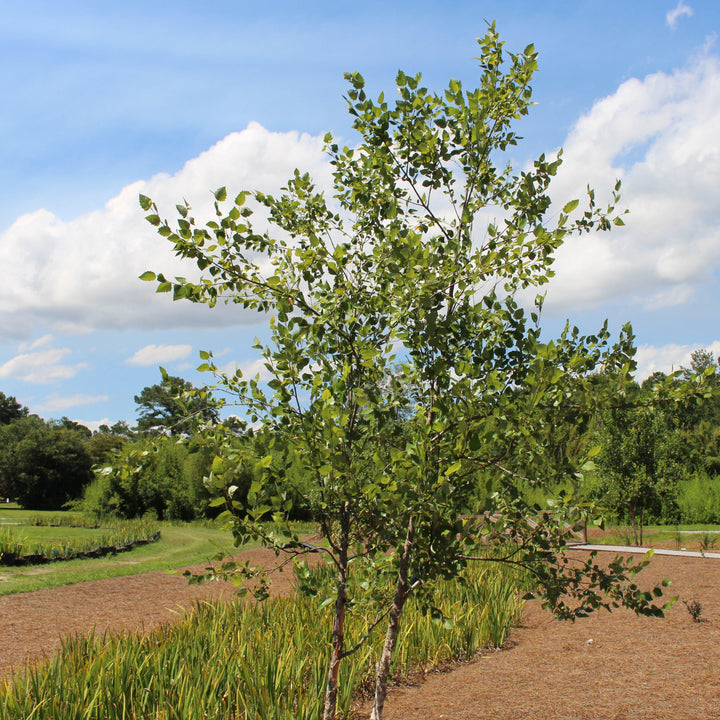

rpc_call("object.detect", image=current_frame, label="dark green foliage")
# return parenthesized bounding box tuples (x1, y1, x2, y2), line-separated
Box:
(85, 432, 128, 466)
(51, 417, 92, 438)
(96, 421, 135, 438)
(134, 372, 220, 436)
(84, 436, 212, 520)
(0, 416, 94, 510)
(588, 350, 720, 535)
(0, 392, 28, 426)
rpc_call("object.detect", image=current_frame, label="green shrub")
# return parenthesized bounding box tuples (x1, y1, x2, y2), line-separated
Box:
(82, 437, 215, 521)
(676, 471, 720, 524)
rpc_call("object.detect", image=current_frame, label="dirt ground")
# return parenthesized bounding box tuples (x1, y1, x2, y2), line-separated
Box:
(1, 547, 719, 719)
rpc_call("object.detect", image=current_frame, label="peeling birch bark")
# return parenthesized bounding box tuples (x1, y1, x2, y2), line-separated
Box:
(370, 517, 415, 720)
(323, 503, 350, 720)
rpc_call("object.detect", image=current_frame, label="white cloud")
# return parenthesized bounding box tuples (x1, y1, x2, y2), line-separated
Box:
(0, 336, 87, 384)
(666, 2, 693, 29)
(635, 340, 720, 380)
(542, 53, 720, 315)
(74, 418, 112, 434)
(0, 123, 332, 341)
(19, 334, 54, 352)
(34, 393, 109, 413)
(239, 357, 273, 381)
(217, 357, 273, 382)
(125, 343, 193, 367)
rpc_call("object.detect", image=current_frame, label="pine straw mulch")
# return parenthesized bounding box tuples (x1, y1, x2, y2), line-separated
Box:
(1, 546, 720, 719)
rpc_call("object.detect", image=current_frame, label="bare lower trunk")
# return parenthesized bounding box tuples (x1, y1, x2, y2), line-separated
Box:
(370, 517, 415, 720)
(323, 581, 346, 720)
(323, 504, 350, 720)
(630, 506, 639, 546)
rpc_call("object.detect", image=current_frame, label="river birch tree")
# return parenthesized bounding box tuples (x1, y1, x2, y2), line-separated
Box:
(139, 25, 674, 720)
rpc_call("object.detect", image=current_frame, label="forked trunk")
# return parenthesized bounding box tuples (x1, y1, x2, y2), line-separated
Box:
(323, 504, 350, 720)
(370, 517, 415, 720)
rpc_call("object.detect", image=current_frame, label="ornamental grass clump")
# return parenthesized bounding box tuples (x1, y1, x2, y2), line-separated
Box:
(0, 562, 523, 720)
(0, 527, 26, 564)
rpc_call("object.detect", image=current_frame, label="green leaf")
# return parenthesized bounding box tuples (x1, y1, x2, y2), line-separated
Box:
(562, 199, 579, 214)
(214, 186, 227, 202)
(139, 194, 152, 211)
(139, 271, 156, 282)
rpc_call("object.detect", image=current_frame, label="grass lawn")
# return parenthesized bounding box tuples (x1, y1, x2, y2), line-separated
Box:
(0, 524, 241, 596)
(0, 506, 316, 596)
(0, 505, 251, 596)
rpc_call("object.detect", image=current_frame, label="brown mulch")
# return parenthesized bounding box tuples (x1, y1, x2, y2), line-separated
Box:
(2, 548, 720, 719)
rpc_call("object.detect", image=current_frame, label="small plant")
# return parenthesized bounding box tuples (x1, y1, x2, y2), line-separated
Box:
(673, 526, 683, 550)
(699, 532, 718, 553)
(683, 599, 703, 623)
(617, 526, 635, 546)
(0, 527, 26, 563)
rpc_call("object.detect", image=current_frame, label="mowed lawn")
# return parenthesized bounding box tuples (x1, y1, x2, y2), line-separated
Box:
(0, 507, 240, 596)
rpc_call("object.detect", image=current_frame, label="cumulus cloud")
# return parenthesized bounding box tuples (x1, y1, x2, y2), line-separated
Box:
(0, 123, 331, 341)
(0, 335, 87, 384)
(542, 53, 720, 315)
(35, 393, 109, 413)
(634, 340, 720, 380)
(666, 2, 693, 29)
(73, 418, 112, 434)
(125, 343, 193, 367)
(216, 357, 273, 382)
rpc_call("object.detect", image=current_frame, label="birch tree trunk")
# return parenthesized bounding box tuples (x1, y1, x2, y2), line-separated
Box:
(323, 504, 350, 720)
(370, 517, 415, 720)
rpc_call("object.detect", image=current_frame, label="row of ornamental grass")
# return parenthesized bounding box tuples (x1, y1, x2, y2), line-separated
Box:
(0, 519, 159, 565)
(1, 560, 525, 719)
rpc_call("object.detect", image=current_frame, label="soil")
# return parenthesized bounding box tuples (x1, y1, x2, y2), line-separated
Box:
(2, 546, 720, 719)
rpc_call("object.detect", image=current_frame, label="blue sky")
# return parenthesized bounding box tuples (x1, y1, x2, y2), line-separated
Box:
(1, 0, 719, 429)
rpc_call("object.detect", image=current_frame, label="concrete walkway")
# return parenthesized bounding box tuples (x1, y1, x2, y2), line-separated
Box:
(568, 542, 720, 559)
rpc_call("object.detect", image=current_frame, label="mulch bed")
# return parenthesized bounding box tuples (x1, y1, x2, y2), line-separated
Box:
(2, 547, 719, 718)
(377, 552, 720, 720)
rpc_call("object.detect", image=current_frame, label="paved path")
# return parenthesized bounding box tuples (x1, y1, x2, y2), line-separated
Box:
(568, 542, 720, 559)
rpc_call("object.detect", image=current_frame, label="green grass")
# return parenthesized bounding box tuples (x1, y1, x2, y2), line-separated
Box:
(5, 525, 108, 545)
(0, 524, 239, 596)
(594, 524, 720, 547)
(0, 509, 316, 596)
(0, 506, 73, 523)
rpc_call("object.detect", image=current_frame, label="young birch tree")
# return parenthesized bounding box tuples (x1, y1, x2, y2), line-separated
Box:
(139, 26, 674, 720)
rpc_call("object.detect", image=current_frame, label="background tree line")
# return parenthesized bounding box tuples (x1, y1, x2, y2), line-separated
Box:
(0, 372, 312, 518)
(1, 349, 719, 526)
